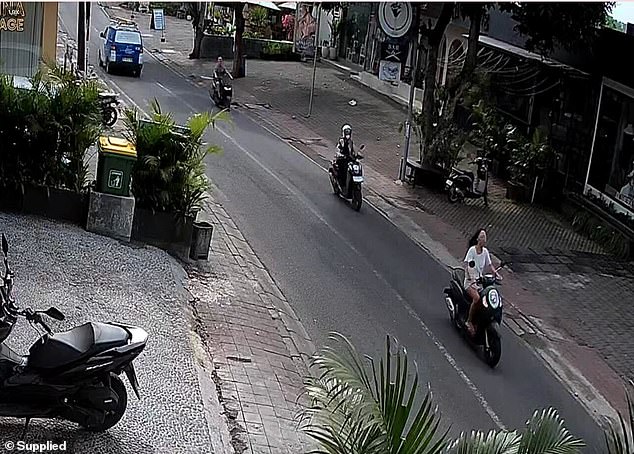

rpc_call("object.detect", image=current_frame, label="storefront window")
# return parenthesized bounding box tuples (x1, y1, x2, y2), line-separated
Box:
(0, 2, 44, 77)
(588, 83, 634, 212)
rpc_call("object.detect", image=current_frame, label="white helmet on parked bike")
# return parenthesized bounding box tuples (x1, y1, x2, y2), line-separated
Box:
(342, 124, 352, 139)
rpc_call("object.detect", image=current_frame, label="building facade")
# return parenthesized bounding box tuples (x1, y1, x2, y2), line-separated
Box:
(0, 2, 58, 78)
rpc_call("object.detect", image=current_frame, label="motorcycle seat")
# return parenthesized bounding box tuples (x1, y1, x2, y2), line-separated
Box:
(27, 322, 129, 370)
(451, 167, 474, 179)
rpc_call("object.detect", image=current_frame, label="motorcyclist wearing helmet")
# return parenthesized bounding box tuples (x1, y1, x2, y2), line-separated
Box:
(214, 56, 226, 80)
(335, 124, 356, 186)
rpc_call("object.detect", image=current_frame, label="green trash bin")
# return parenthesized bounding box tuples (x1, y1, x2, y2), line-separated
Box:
(96, 136, 137, 197)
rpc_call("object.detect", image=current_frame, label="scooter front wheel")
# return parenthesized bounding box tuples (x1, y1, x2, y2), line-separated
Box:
(448, 186, 461, 203)
(351, 186, 362, 211)
(484, 323, 502, 368)
(83, 373, 128, 432)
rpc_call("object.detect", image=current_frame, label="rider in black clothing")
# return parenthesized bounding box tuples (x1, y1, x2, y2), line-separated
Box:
(335, 124, 355, 186)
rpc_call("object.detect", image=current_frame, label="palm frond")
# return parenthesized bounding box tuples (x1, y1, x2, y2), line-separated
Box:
(518, 408, 584, 454)
(300, 333, 447, 454)
(606, 383, 634, 454)
(447, 430, 521, 454)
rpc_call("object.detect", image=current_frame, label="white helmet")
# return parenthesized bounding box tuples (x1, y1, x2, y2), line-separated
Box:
(342, 124, 352, 138)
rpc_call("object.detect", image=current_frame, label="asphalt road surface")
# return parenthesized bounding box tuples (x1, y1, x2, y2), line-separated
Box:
(60, 3, 605, 450)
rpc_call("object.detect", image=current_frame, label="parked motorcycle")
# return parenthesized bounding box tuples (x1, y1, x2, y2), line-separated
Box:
(445, 156, 491, 206)
(329, 144, 366, 211)
(209, 72, 233, 110)
(99, 92, 120, 127)
(443, 262, 506, 367)
(0, 234, 148, 436)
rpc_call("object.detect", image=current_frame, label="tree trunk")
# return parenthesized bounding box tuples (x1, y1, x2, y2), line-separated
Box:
(462, 7, 482, 78)
(232, 3, 246, 78)
(189, 27, 204, 59)
(422, 2, 455, 151)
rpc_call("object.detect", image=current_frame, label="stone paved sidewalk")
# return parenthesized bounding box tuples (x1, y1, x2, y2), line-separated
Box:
(186, 187, 315, 454)
(109, 4, 634, 421)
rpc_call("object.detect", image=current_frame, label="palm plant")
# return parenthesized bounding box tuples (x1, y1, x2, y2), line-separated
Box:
(123, 99, 228, 216)
(299, 333, 448, 454)
(606, 382, 634, 454)
(300, 333, 586, 454)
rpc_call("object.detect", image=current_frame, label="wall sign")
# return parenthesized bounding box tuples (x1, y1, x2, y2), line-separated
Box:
(0, 2, 25, 32)
(378, 2, 413, 39)
(380, 41, 408, 63)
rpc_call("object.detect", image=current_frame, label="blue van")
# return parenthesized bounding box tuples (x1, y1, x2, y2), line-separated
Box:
(98, 21, 143, 78)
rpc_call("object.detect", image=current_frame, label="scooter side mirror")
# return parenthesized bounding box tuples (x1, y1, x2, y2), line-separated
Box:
(45, 307, 65, 321)
(359, 144, 366, 151)
(1, 234, 8, 256)
(100, 31, 105, 38)
(468, 260, 476, 268)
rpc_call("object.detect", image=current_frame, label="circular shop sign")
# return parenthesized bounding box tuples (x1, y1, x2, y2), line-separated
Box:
(378, 2, 413, 39)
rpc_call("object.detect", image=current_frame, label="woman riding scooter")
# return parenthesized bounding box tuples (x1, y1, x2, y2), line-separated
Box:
(463, 228, 499, 336)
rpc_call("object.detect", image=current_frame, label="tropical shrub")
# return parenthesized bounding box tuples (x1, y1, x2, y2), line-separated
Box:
(300, 332, 633, 454)
(123, 100, 227, 217)
(0, 66, 103, 194)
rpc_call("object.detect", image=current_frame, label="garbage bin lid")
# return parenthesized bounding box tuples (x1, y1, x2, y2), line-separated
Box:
(98, 136, 137, 158)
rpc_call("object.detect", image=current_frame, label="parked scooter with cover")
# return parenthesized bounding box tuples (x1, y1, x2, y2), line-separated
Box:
(443, 261, 506, 367)
(445, 156, 491, 206)
(99, 92, 120, 127)
(329, 144, 366, 211)
(0, 234, 148, 436)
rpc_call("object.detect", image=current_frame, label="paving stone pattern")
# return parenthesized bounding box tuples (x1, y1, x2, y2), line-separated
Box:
(186, 193, 314, 454)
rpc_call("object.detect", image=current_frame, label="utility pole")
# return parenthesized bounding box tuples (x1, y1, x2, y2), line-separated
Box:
(77, 2, 86, 73)
(306, 3, 321, 118)
(85, 2, 91, 77)
(398, 8, 422, 182)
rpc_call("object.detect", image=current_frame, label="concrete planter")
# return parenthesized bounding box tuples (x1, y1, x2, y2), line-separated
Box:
(328, 47, 337, 60)
(132, 208, 195, 261)
(0, 184, 87, 225)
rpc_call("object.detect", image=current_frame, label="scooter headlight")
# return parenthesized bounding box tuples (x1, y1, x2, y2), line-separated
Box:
(487, 289, 501, 309)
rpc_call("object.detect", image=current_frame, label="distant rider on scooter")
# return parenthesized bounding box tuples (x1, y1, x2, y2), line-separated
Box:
(463, 228, 499, 336)
(335, 125, 358, 187)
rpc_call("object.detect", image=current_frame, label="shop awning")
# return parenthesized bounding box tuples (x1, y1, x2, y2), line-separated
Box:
(248, 0, 281, 11)
(473, 34, 590, 77)
(278, 2, 297, 9)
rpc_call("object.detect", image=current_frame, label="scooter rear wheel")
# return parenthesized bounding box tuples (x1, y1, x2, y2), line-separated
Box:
(83, 373, 128, 432)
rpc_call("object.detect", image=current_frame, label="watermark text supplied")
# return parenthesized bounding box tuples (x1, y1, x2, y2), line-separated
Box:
(3, 440, 68, 452)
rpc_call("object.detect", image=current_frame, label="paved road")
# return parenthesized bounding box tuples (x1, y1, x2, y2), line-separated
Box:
(60, 3, 606, 450)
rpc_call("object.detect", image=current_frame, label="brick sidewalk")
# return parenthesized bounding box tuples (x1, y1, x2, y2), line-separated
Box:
(114, 5, 633, 420)
(187, 189, 314, 454)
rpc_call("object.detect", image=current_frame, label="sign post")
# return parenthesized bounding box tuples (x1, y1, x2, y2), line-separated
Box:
(152, 8, 166, 42)
(376, 2, 417, 181)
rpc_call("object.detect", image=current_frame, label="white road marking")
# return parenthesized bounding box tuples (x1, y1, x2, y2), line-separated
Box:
(156, 81, 174, 95)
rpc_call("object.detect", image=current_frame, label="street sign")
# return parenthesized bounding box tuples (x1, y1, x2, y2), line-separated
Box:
(108, 170, 123, 190)
(152, 8, 165, 31)
(378, 2, 413, 39)
(380, 40, 409, 63)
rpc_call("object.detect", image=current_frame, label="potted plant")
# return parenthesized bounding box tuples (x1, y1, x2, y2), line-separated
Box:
(321, 40, 330, 59)
(123, 100, 227, 260)
(0, 67, 102, 224)
(507, 127, 553, 203)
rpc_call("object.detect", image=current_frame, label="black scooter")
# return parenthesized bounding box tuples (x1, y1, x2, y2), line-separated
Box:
(99, 92, 120, 127)
(445, 156, 491, 206)
(0, 234, 148, 436)
(443, 262, 505, 367)
(329, 144, 366, 211)
(209, 72, 233, 110)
